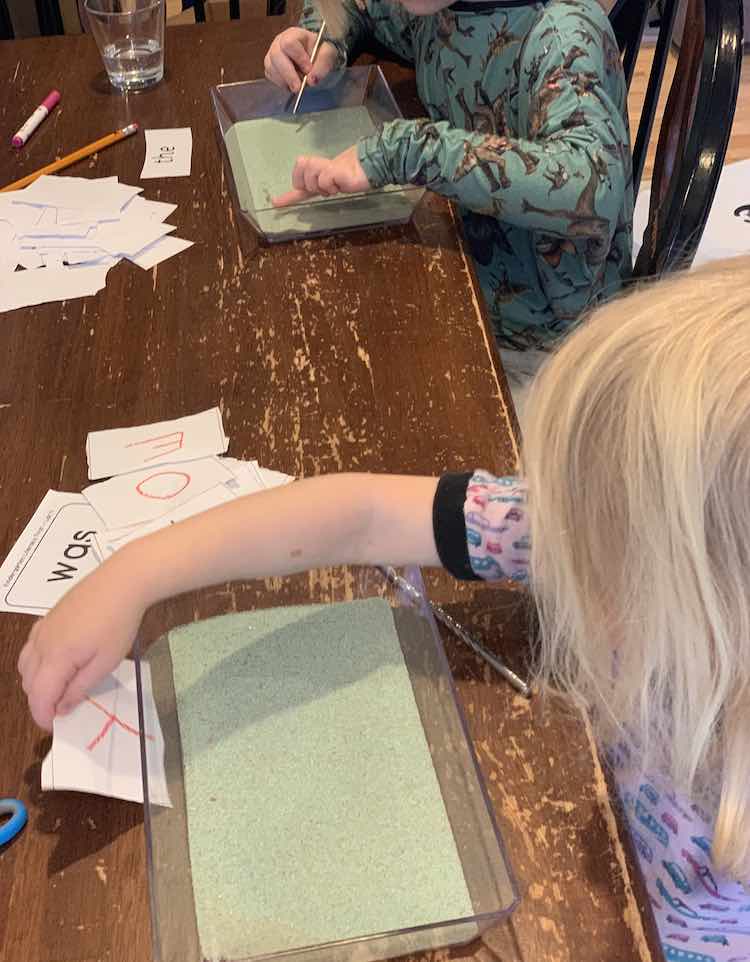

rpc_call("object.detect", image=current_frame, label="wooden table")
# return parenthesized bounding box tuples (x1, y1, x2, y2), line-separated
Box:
(0, 19, 659, 962)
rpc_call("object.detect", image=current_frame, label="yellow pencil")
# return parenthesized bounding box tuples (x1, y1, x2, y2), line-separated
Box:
(0, 122, 139, 193)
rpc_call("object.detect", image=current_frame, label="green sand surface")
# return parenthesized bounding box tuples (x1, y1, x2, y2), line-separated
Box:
(223, 108, 416, 238)
(168, 599, 473, 962)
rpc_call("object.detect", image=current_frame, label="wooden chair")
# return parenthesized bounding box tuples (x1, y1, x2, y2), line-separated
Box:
(192, 0, 285, 20)
(1, 0, 88, 36)
(610, 0, 652, 89)
(36, 0, 65, 32)
(0, 0, 13, 39)
(611, 0, 744, 275)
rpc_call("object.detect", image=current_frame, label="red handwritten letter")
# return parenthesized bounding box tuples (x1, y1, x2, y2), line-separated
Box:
(125, 430, 185, 463)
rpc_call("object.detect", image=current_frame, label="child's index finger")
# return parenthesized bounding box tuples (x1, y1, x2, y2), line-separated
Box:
(272, 188, 314, 208)
(27, 661, 71, 731)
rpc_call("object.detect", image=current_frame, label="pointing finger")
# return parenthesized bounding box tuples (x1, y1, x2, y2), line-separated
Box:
(272, 188, 312, 208)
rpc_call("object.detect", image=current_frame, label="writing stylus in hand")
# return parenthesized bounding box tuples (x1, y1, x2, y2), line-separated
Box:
(292, 21, 327, 116)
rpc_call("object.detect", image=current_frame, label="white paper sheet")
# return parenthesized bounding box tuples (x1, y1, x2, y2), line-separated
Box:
(221, 458, 265, 493)
(23, 207, 93, 238)
(86, 407, 230, 480)
(93, 218, 176, 257)
(122, 194, 178, 222)
(0, 220, 18, 272)
(100, 465, 251, 543)
(0, 264, 110, 312)
(99, 481, 239, 555)
(633, 159, 750, 268)
(18, 221, 175, 257)
(216, 457, 295, 495)
(258, 466, 295, 489)
(53, 248, 119, 268)
(83, 456, 235, 528)
(1, 176, 192, 312)
(16, 251, 44, 270)
(0, 197, 45, 230)
(97, 460, 293, 557)
(128, 234, 193, 270)
(14, 175, 141, 218)
(42, 659, 171, 807)
(0, 491, 102, 616)
(214, 458, 295, 493)
(141, 128, 193, 179)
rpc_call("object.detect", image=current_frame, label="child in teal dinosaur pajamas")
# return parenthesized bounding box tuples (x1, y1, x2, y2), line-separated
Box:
(265, 0, 633, 395)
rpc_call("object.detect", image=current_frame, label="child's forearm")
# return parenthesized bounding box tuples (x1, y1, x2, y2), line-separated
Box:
(116, 473, 441, 610)
(17, 473, 442, 730)
(358, 120, 626, 237)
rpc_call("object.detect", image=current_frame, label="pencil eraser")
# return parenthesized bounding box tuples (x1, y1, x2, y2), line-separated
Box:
(11, 135, 23, 148)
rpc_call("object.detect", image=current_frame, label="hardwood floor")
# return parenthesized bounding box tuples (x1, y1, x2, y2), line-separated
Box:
(627, 43, 748, 181)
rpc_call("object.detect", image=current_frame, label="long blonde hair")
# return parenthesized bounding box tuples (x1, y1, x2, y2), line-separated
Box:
(314, 0, 351, 38)
(523, 255, 750, 879)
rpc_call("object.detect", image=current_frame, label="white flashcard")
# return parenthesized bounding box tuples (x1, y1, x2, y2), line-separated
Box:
(141, 128, 193, 179)
(42, 659, 171, 807)
(99, 481, 239, 556)
(121, 194, 178, 222)
(0, 264, 110, 313)
(128, 234, 193, 270)
(96, 460, 294, 558)
(86, 407, 229, 480)
(82, 456, 235, 529)
(13, 175, 141, 218)
(258, 466, 295, 489)
(0, 490, 102, 616)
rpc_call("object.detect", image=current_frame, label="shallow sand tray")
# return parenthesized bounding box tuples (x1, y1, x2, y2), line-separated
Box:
(210, 66, 424, 242)
(136, 566, 518, 962)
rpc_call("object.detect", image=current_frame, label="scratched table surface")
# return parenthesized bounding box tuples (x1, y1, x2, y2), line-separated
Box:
(0, 17, 659, 962)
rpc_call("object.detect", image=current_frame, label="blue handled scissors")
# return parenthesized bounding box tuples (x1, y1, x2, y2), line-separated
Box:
(0, 798, 27, 846)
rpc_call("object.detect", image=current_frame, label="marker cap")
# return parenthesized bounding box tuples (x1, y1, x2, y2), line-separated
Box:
(42, 90, 61, 111)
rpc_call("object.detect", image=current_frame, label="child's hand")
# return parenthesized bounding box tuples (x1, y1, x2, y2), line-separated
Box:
(264, 28, 338, 93)
(272, 146, 371, 207)
(17, 558, 147, 731)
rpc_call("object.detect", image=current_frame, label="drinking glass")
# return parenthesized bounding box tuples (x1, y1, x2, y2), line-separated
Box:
(85, 0, 165, 92)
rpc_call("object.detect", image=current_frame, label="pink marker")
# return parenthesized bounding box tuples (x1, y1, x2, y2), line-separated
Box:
(11, 90, 61, 149)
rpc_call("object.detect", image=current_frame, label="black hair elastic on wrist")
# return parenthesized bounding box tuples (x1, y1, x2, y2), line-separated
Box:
(432, 471, 479, 581)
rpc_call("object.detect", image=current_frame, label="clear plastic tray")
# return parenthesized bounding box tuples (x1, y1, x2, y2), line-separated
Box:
(136, 566, 517, 962)
(210, 66, 424, 242)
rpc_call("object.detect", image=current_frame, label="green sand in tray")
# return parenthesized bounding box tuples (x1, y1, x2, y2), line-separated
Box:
(223, 107, 416, 238)
(168, 598, 474, 962)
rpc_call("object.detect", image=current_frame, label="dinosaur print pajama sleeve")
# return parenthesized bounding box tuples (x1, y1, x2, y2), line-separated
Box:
(299, 0, 633, 349)
(434, 469, 750, 962)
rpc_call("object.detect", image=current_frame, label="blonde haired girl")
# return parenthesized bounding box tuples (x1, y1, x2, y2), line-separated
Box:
(19, 256, 750, 954)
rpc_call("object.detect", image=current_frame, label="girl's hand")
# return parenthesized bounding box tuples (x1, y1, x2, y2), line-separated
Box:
(272, 145, 371, 207)
(264, 28, 338, 93)
(17, 551, 148, 731)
